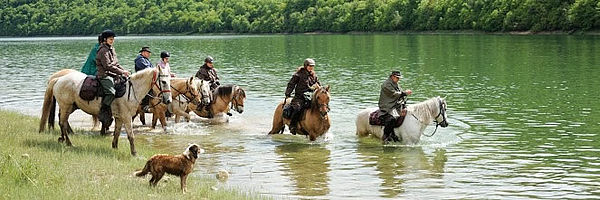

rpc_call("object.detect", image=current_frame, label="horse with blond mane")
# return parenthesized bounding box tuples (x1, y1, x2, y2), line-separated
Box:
(355, 97, 449, 145)
(186, 84, 246, 120)
(39, 67, 172, 156)
(268, 85, 331, 141)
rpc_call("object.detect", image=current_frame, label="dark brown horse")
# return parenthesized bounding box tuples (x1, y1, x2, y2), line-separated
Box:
(268, 85, 331, 141)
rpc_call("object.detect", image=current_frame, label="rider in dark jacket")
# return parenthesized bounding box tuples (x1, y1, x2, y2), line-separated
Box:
(378, 71, 412, 143)
(195, 56, 220, 91)
(284, 58, 321, 135)
(95, 30, 130, 124)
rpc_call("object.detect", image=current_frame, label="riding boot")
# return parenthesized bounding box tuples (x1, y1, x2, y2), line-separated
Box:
(289, 110, 301, 135)
(99, 105, 113, 126)
(382, 114, 400, 143)
(205, 104, 213, 118)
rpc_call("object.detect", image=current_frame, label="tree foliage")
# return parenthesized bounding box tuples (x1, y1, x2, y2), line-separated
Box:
(1, 0, 598, 36)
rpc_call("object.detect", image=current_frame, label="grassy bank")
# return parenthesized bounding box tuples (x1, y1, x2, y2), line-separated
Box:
(0, 110, 266, 199)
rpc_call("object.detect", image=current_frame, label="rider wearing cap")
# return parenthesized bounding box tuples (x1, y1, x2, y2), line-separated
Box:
(134, 46, 153, 72)
(285, 58, 321, 135)
(195, 56, 220, 91)
(95, 30, 130, 125)
(378, 70, 412, 143)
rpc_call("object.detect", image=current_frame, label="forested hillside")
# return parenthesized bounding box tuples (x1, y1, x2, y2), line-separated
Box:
(1, 0, 598, 36)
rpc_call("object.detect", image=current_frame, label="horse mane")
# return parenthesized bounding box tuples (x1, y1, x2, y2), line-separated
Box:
(407, 97, 440, 124)
(130, 67, 155, 81)
(215, 84, 234, 98)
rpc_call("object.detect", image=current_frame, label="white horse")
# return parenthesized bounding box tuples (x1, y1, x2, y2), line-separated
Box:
(39, 67, 172, 156)
(356, 97, 448, 144)
(170, 78, 212, 123)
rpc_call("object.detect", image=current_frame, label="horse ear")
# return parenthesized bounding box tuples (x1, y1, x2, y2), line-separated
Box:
(189, 77, 194, 84)
(325, 85, 330, 91)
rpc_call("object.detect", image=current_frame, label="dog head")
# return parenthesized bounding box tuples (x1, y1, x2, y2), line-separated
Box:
(183, 143, 204, 160)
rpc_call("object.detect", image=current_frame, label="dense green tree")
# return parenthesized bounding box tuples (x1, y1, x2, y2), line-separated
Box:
(0, 0, 597, 36)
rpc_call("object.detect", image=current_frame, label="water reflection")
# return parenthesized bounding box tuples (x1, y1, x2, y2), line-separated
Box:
(275, 143, 331, 197)
(356, 140, 447, 198)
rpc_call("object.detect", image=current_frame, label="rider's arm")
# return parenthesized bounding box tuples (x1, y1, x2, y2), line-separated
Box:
(285, 74, 298, 97)
(382, 82, 404, 99)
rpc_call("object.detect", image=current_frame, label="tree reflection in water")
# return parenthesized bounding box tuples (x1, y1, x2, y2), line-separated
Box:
(275, 143, 331, 197)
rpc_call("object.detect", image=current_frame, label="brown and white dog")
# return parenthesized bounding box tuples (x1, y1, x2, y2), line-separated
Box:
(135, 143, 204, 193)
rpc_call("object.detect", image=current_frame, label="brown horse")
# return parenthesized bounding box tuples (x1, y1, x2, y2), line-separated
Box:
(39, 67, 172, 156)
(187, 84, 246, 119)
(268, 85, 331, 141)
(132, 77, 210, 130)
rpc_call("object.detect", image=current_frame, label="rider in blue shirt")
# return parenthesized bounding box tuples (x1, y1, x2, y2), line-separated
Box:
(134, 46, 153, 72)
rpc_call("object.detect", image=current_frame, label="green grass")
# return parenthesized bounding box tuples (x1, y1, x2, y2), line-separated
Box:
(0, 110, 268, 200)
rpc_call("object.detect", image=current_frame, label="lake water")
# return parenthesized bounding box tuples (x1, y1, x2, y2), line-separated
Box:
(1, 34, 599, 199)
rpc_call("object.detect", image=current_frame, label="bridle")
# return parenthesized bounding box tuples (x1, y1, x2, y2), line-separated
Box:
(145, 69, 171, 108)
(314, 89, 330, 118)
(422, 98, 448, 137)
(170, 81, 199, 105)
(230, 87, 245, 112)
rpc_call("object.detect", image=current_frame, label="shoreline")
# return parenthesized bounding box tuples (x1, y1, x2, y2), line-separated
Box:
(2, 30, 599, 38)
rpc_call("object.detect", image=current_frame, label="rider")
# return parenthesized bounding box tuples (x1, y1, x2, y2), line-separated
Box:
(157, 51, 175, 77)
(95, 30, 131, 125)
(134, 46, 152, 72)
(378, 70, 412, 143)
(80, 35, 103, 75)
(194, 56, 219, 117)
(195, 56, 220, 91)
(285, 58, 321, 135)
(135, 46, 153, 112)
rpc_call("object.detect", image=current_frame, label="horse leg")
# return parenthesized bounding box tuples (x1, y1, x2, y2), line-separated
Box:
(123, 119, 136, 156)
(58, 107, 72, 146)
(112, 119, 123, 149)
(151, 112, 158, 129)
(158, 108, 167, 131)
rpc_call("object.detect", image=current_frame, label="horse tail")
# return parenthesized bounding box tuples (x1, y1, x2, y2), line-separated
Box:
(268, 100, 286, 135)
(135, 160, 152, 177)
(39, 78, 58, 133)
(355, 108, 372, 137)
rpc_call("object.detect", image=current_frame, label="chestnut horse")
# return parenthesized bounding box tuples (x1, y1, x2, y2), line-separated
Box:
(187, 84, 246, 119)
(268, 85, 331, 141)
(39, 67, 172, 156)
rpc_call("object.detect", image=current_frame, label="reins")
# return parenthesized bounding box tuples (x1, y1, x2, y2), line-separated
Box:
(408, 98, 447, 137)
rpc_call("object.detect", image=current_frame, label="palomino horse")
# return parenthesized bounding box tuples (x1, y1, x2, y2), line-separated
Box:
(355, 97, 449, 145)
(39, 67, 172, 156)
(268, 85, 331, 141)
(187, 84, 246, 119)
(169, 79, 212, 123)
(132, 77, 211, 130)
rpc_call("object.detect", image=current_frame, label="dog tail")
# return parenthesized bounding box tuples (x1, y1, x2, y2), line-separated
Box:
(135, 160, 152, 177)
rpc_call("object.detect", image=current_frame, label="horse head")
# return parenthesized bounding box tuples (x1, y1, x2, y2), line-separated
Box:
(435, 97, 448, 127)
(231, 85, 246, 114)
(196, 79, 212, 105)
(155, 66, 172, 104)
(312, 85, 331, 117)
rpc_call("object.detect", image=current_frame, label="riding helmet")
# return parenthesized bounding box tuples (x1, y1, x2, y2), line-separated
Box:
(160, 51, 170, 58)
(303, 58, 315, 67)
(205, 56, 214, 63)
(100, 30, 116, 41)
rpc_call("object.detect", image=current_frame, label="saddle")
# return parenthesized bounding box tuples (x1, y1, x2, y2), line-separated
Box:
(369, 109, 407, 127)
(79, 76, 127, 101)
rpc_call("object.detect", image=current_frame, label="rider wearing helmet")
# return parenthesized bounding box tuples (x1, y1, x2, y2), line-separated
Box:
(284, 58, 321, 135)
(157, 51, 175, 77)
(95, 30, 130, 125)
(378, 70, 412, 144)
(195, 56, 220, 91)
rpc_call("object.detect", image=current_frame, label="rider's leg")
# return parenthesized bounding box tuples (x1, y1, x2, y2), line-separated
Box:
(99, 77, 115, 125)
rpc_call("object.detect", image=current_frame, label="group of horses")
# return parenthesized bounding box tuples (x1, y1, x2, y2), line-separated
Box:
(38, 67, 449, 156)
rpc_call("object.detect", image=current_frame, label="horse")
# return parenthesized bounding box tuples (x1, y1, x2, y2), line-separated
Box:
(133, 77, 211, 129)
(187, 84, 246, 119)
(268, 85, 331, 141)
(169, 79, 212, 123)
(39, 67, 172, 156)
(355, 97, 449, 145)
